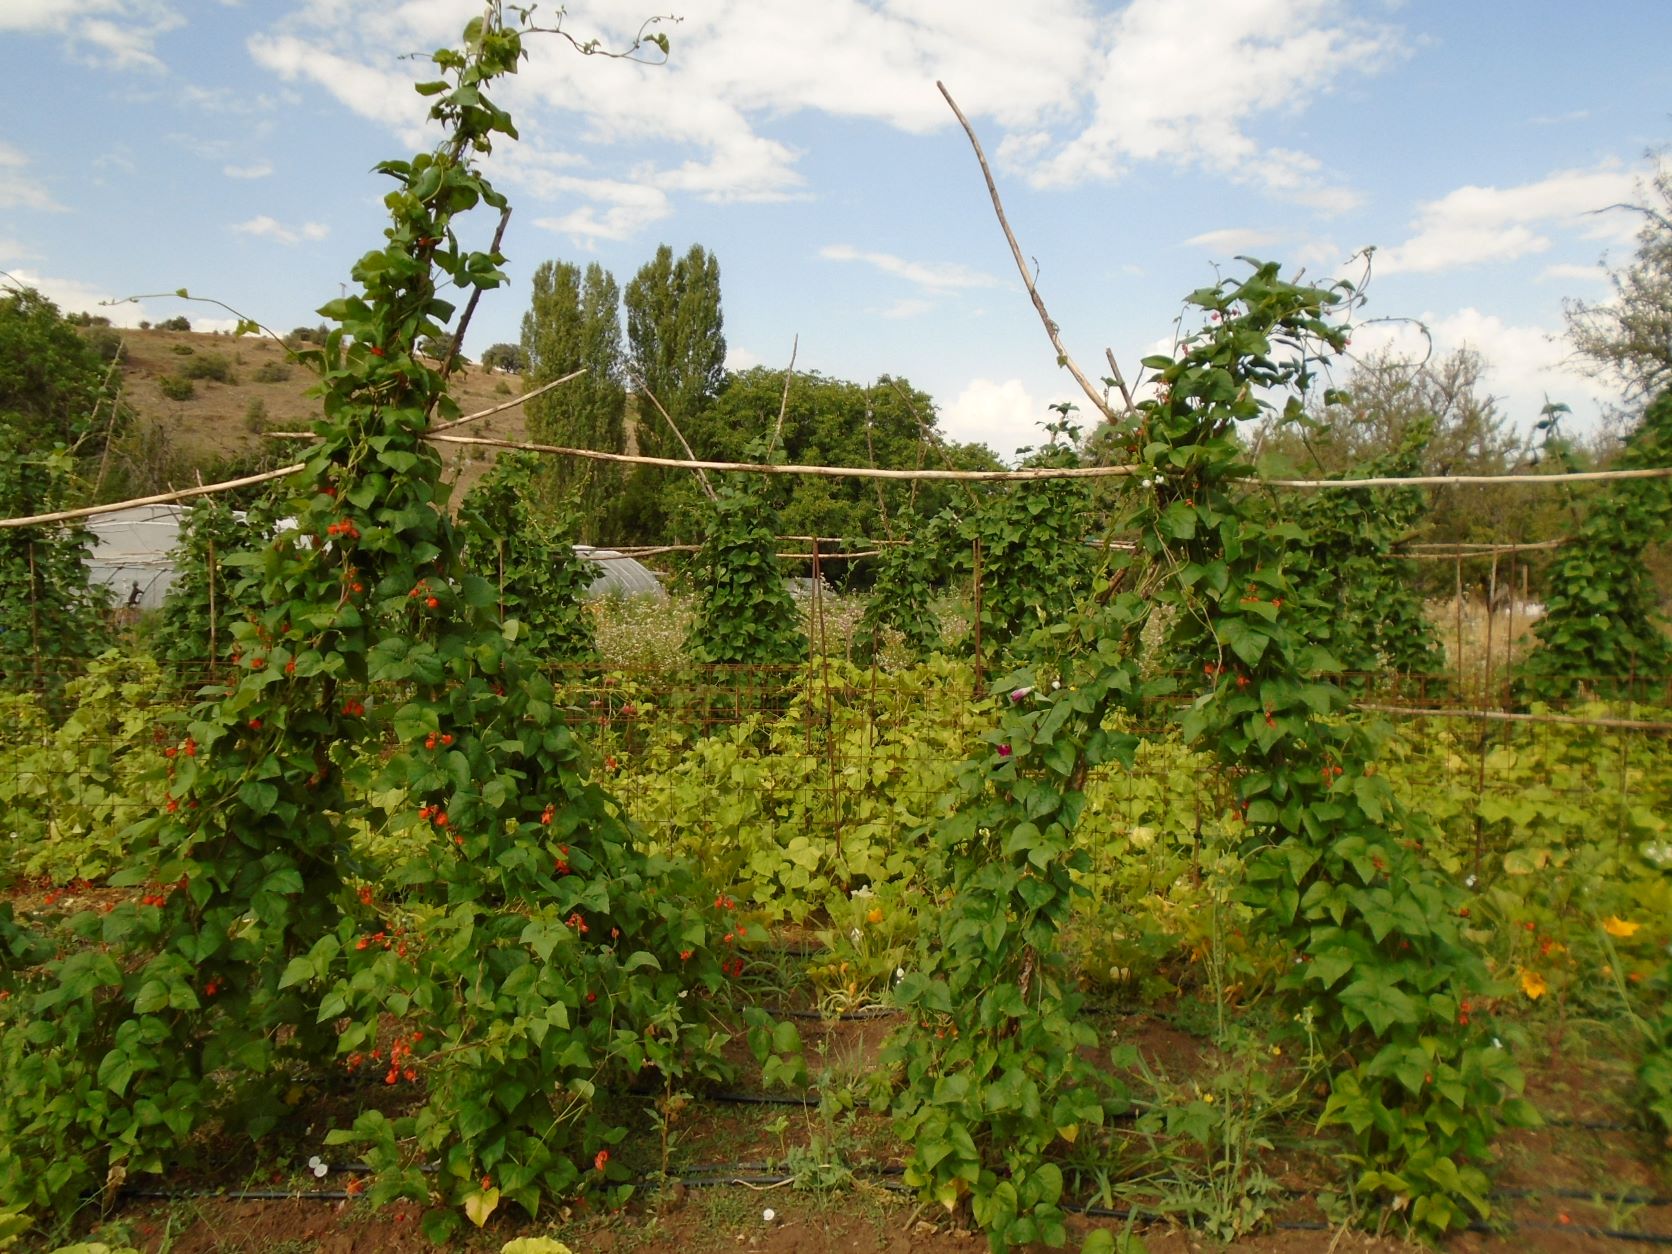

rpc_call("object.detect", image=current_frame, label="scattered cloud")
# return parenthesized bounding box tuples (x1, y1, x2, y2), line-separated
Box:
(1378, 161, 1643, 275)
(1350, 307, 1596, 428)
(1529, 109, 1589, 126)
(231, 215, 329, 244)
(1539, 262, 1608, 284)
(0, 142, 65, 211)
(725, 344, 763, 372)
(223, 160, 273, 179)
(530, 176, 673, 243)
(1183, 228, 1283, 253)
(0, 0, 183, 71)
(997, 0, 1399, 209)
(942, 377, 1073, 455)
(240, 0, 1399, 247)
(878, 297, 933, 319)
(820, 244, 1001, 292)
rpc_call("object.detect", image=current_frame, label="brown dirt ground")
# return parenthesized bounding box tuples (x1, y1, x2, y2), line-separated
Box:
(36, 1009, 1660, 1254)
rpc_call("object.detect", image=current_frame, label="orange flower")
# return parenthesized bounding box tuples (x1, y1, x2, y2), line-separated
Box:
(1602, 916, 1640, 939)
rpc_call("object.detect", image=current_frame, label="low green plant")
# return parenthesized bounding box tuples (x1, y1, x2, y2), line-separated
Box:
(157, 375, 193, 402)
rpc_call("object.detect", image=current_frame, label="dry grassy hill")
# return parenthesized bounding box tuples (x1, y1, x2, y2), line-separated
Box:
(106, 327, 531, 503)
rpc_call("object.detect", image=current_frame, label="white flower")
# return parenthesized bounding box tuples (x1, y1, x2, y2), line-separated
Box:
(849, 927, 862, 947)
(1051, 680, 1061, 690)
(895, 967, 906, 983)
(1492, 1037, 1503, 1049)
(1010, 686, 1033, 702)
(762, 1208, 777, 1223)
(849, 885, 874, 899)
(1465, 875, 1476, 888)
(307, 1155, 328, 1179)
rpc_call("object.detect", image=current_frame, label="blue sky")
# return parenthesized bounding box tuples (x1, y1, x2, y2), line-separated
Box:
(3, 1, 1669, 458)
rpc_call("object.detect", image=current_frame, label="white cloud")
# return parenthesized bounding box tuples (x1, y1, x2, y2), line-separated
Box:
(241, 0, 1398, 247)
(1379, 161, 1644, 275)
(0, 142, 65, 211)
(246, 32, 426, 132)
(820, 244, 1001, 292)
(223, 161, 273, 180)
(942, 377, 1074, 455)
(725, 345, 763, 371)
(1539, 262, 1608, 285)
(231, 215, 329, 245)
(1183, 228, 1282, 253)
(878, 298, 933, 320)
(0, 237, 41, 263)
(529, 177, 672, 243)
(0, 0, 183, 71)
(999, 0, 1398, 209)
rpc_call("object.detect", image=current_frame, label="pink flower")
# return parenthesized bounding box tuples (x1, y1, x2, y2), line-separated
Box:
(997, 744, 1012, 758)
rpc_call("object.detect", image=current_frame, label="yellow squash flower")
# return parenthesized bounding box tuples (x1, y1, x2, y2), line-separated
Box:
(1519, 969, 1548, 1000)
(1602, 916, 1641, 939)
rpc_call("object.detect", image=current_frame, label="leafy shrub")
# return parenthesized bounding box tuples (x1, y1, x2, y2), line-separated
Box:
(253, 361, 291, 383)
(157, 316, 190, 332)
(181, 353, 234, 384)
(243, 398, 268, 433)
(157, 375, 193, 402)
(82, 328, 124, 364)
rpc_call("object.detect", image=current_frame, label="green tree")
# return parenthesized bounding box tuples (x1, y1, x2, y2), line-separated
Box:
(521, 260, 627, 539)
(676, 366, 997, 553)
(0, 285, 127, 479)
(480, 341, 528, 373)
(619, 243, 725, 540)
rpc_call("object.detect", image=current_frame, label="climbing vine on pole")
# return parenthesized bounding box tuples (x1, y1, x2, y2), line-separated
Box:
(887, 263, 1529, 1248)
(1516, 390, 1672, 702)
(0, 9, 742, 1236)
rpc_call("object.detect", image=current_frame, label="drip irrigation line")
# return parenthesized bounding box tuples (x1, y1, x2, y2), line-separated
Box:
(114, 1167, 1672, 1243)
(702, 1089, 819, 1108)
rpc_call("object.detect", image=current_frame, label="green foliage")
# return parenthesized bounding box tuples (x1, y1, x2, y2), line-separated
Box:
(480, 341, 528, 373)
(683, 475, 805, 667)
(0, 287, 123, 453)
(1130, 263, 1528, 1236)
(1282, 417, 1445, 677)
(521, 259, 627, 537)
(156, 316, 191, 332)
(677, 368, 986, 550)
(460, 451, 597, 662)
(1516, 390, 1672, 700)
(181, 352, 235, 383)
(944, 414, 1098, 664)
(857, 517, 942, 660)
(253, 361, 292, 383)
(157, 375, 194, 402)
(619, 243, 725, 541)
(0, 436, 109, 689)
(0, 653, 173, 884)
(149, 496, 250, 672)
(0, 10, 737, 1232)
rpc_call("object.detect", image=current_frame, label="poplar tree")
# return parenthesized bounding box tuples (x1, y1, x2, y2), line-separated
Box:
(520, 259, 626, 539)
(620, 243, 726, 541)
